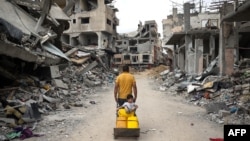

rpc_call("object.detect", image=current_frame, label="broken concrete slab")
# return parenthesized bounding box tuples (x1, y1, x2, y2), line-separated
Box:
(204, 102, 228, 114)
(0, 117, 15, 125)
(160, 70, 170, 76)
(43, 95, 60, 103)
(52, 79, 68, 89)
(71, 57, 90, 65)
(76, 61, 98, 75)
(218, 110, 231, 118)
(50, 66, 61, 78)
(76, 51, 91, 58)
(65, 48, 78, 57)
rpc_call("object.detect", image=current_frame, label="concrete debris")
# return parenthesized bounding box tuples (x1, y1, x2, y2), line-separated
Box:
(77, 61, 98, 75)
(204, 102, 228, 114)
(53, 79, 69, 89)
(0, 0, 69, 65)
(0, 0, 118, 138)
(89, 101, 96, 104)
(160, 70, 170, 76)
(0, 118, 16, 126)
(50, 66, 61, 79)
(0, 52, 115, 135)
(0, 134, 8, 141)
(152, 61, 250, 125)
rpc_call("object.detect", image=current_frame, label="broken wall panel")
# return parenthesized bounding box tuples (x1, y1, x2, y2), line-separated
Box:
(0, 41, 40, 64)
(137, 41, 152, 53)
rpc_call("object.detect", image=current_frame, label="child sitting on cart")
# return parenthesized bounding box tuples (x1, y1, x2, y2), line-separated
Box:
(117, 94, 138, 114)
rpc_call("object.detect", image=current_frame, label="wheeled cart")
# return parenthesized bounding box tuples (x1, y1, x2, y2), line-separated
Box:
(113, 109, 140, 139)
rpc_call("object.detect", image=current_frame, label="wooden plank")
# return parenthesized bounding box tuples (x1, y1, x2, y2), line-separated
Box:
(114, 128, 140, 138)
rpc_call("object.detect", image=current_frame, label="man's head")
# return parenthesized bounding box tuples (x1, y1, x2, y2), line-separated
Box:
(127, 94, 134, 103)
(122, 65, 129, 72)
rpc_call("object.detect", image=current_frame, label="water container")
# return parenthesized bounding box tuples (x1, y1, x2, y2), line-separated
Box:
(118, 109, 134, 117)
(127, 116, 139, 128)
(116, 117, 127, 128)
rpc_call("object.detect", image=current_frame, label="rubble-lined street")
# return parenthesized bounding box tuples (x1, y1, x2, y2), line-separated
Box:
(1, 0, 250, 140)
(9, 72, 222, 141)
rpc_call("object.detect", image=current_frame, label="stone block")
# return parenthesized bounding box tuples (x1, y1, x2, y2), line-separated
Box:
(53, 79, 68, 89)
(50, 65, 61, 78)
(218, 110, 231, 118)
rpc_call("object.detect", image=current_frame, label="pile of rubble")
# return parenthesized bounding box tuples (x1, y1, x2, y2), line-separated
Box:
(0, 48, 115, 140)
(153, 60, 250, 125)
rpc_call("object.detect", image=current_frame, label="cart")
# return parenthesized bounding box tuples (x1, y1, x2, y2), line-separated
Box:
(113, 109, 140, 139)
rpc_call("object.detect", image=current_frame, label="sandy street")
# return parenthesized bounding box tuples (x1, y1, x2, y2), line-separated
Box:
(25, 74, 223, 141)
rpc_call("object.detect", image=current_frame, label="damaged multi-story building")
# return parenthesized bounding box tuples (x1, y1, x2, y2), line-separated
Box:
(56, 0, 119, 67)
(0, 0, 120, 88)
(163, 2, 221, 75)
(113, 20, 162, 68)
(163, 0, 249, 76)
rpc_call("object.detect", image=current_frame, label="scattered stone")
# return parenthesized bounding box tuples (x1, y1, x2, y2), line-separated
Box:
(204, 102, 228, 114)
(73, 103, 83, 107)
(53, 79, 69, 89)
(218, 110, 231, 118)
(63, 104, 71, 109)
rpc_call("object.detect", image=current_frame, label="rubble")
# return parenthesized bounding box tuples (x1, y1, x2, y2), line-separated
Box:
(0, 46, 116, 139)
(151, 62, 250, 125)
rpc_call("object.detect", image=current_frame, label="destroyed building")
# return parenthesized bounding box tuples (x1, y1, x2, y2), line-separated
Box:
(0, 0, 71, 87)
(163, 3, 221, 75)
(0, 0, 118, 130)
(156, 0, 250, 125)
(57, 0, 119, 49)
(54, 0, 119, 68)
(163, 0, 250, 76)
(113, 20, 163, 68)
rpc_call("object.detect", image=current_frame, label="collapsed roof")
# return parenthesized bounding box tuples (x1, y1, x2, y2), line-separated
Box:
(0, 0, 70, 65)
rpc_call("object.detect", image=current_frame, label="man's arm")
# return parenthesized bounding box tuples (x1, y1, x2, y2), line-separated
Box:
(114, 82, 119, 103)
(133, 82, 137, 102)
(116, 105, 124, 111)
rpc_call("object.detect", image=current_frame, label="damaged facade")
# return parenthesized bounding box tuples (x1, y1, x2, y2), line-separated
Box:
(163, 0, 250, 77)
(58, 0, 119, 50)
(114, 20, 163, 68)
(55, 0, 119, 68)
(163, 4, 220, 75)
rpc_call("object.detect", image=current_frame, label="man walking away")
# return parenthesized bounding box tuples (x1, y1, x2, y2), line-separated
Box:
(114, 65, 137, 106)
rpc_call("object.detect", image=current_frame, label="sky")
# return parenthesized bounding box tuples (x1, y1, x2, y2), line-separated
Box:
(114, 0, 213, 36)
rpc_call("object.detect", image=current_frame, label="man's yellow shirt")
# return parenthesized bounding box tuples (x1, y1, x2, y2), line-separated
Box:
(116, 72, 136, 99)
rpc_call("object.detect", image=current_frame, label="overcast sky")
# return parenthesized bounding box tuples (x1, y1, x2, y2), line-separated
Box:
(115, 0, 213, 35)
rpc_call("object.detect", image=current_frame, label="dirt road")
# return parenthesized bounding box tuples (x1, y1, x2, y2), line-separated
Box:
(26, 74, 224, 141)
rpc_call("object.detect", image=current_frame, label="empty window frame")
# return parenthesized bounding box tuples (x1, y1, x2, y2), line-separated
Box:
(143, 55, 150, 63)
(130, 46, 137, 53)
(132, 56, 139, 62)
(81, 17, 90, 24)
(129, 40, 137, 46)
(114, 58, 122, 62)
(107, 19, 111, 26)
(124, 54, 130, 60)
